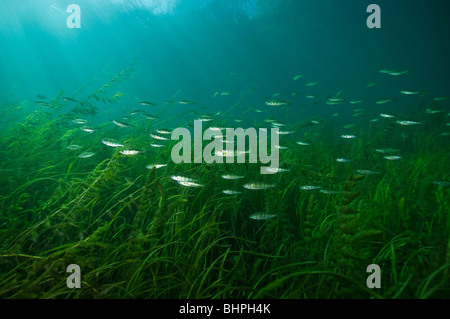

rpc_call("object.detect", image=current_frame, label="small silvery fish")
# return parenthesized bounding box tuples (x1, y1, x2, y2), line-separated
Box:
(375, 148, 399, 154)
(171, 175, 195, 183)
(156, 128, 172, 135)
(35, 101, 51, 107)
(433, 181, 450, 187)
(379, 113, 396, 118)
(66, 144, 82, 150)
(341, 134, 357, 139)
(265, 99, 290, 106)
(376, 98, 393, 104)
(306, 82, 318, 86)
(78, 151, 95, 158)
(249, 212, 277, 220)
(221, 174, 244, 180)
(327, 101, 342, 105)
(138, 101, 157, 106)
(120, 149, 140, 156)
(300, 185, 321, 191)
(63, 97, 78, 102)
(320, 189, 341, 195)
(293, 75, 303, 80)
(425, 109, 444, 114)
(433, 96, 449, 101)
(243, 182, 275, 190)
(178, 100, 196, 105)
(260, 167, 290, 174)
(336, 158, 353, 163)
(196, 117, 213, 122)
(355, 169, 380, 175)
(396, 120, 421, 126)
(72, 119, 87, 124)
(112, 120, 132, 128)
(380, 69, 407, 76)
(222, 190, 242, 195)
(400, 90, 421, 95)
(146, 164, 167, 170)
(150, 143, 166, 148)
(129, 110, 145, 116)
(383, 155, 402, 160)
(143, 114, 159, 120)
(177, 181, 203, 187)
(150, 133, 169, 141)
(101, 138, 124, 148)
(296, 141, 311, 146)
(80, 126, 95, 133)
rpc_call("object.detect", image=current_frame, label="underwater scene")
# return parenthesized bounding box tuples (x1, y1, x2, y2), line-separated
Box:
(0, 0, 449, 299)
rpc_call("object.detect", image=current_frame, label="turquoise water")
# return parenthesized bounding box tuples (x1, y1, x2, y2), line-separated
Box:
(0, 0, 449, 299)
(2, 1, 449, 121)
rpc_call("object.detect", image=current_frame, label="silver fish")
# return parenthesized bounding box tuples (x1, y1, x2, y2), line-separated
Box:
(355, 169, 380, 175)
(66, 144, 82, 150)
(221, 174, 244, 180)
(249, 212, 277, 220)
(433, 181, 450, 187)
(78, 151, 95, 158)
(383, 155, 402, 160)
(146, 164, 167, 170)
(222, 190, 242, 195)
(101, 138, 124, 148)
(120, 149, 140, 156)
(300, 185, 321, 190)
(243, 182, 275, 190)
(396, 120, 421, 126)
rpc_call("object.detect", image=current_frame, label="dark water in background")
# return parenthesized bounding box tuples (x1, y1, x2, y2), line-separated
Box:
(1, 0, 449, 124)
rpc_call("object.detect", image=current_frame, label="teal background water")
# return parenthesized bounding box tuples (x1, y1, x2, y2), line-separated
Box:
(1, 0, 449, 123)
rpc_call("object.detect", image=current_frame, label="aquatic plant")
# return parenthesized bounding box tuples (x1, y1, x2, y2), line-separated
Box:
(1, 68, 449, 299)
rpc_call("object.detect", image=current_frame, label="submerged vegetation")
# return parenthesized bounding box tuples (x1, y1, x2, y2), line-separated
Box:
(0, 62, 449, 299)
